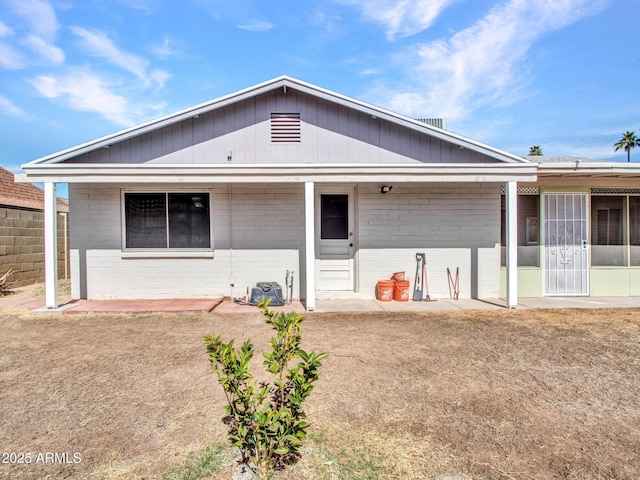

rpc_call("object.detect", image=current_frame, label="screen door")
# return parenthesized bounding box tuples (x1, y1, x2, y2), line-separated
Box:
(542, 193, 589, 296)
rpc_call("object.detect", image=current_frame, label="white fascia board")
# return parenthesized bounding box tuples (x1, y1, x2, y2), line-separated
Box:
(537, 162, 640, 177)
(19, 162, 538, 183)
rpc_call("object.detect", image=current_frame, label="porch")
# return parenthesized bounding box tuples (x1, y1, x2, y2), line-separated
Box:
(3, 283, 638, 313)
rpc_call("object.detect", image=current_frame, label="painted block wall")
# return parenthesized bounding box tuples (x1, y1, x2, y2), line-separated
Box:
(0, 206, 68, 287)
(68, 182, 502, 300)
(69, 183, 304, 300)
(356, 183, 502, 299)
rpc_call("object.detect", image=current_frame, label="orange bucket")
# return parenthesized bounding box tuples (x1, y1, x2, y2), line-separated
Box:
(393, 280, 410, 302)
(391, 271, 405, 281)
(376, 280, 395, 301)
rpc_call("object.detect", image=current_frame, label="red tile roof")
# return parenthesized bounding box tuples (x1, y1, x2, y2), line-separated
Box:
(0, 166, 69, 212)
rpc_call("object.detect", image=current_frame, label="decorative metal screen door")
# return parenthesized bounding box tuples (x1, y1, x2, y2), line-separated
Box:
(542, 193, 589, 296)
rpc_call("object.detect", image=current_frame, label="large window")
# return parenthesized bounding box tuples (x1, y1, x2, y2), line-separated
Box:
(591, 195, 640, 266)
(124, 192, 211, 249)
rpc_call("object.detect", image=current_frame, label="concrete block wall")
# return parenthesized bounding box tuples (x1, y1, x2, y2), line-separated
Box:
(0, 206, 68, 288)
(69, 183, 305, 300)
(357, 183, 501, 298)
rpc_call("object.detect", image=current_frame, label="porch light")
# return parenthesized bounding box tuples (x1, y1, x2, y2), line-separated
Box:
(378, 185, 393, 194)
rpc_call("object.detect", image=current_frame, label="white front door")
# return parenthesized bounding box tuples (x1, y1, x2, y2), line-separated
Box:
(315, 188, 355, 291)
(542, 193, 590, 296)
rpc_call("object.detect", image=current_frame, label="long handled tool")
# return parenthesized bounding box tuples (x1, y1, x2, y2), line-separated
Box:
(447, 267, 460, 300)
(413, 253, 425, 301)
(423, 260, 432, 301)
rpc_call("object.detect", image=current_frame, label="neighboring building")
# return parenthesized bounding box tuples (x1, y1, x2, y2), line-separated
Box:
(500, 156, 640, 297)
(17, 76, 640, 309)
(0, 166, 69, 287)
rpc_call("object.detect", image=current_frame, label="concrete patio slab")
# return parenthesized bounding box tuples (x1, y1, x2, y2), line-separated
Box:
(3, 282, 639, 314)
(62, 298, 223, 314)
(313, 298, 503, 312)
(313, 296, 640, 312)
(212, 299, 307, 314)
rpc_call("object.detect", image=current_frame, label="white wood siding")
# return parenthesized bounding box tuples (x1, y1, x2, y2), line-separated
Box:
(66, 90, 497, 166)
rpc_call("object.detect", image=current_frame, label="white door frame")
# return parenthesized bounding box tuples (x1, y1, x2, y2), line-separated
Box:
(314, 185, 356, 292)
(542, 192, 590, 296)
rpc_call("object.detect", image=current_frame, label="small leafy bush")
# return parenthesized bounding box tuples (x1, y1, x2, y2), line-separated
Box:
(204, 299, 327, 479)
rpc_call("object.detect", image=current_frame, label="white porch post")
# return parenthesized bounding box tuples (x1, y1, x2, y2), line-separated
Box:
(44, 182, 59, 309)
(505, 181, 518, 308)
(304, 181, 316, 311)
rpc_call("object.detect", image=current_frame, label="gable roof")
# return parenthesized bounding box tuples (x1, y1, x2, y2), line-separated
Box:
(18, 76, 544, 185)
(24, 75, 529, 167)
(0, 166, 68, 212)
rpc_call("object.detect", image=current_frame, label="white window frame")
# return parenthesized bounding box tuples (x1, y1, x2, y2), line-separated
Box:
(120, 189, 214, 258)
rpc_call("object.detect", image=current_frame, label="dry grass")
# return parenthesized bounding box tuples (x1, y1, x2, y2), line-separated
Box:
(0, 306, 639, 479)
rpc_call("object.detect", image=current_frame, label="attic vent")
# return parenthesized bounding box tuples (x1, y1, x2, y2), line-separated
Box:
(271, 113, 301, 143)
(500, 187, 540, 195)
(416, 118, 446, 129)
(591, 188, 640, 195)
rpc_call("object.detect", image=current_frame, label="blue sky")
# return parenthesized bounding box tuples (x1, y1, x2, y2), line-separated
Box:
(1, 0, 639, 197)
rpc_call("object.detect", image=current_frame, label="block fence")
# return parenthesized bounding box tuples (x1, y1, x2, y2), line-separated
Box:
(0, 206, 69, 288)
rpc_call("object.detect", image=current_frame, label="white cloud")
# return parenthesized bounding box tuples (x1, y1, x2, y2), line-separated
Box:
(30, 69, 135, 126)
(151, 37, 175, 59)
(118, 0, 156, 12)
(0, 21, 13, 37)
(22, 34, 65, 65)
(2, 0, 64, 68)
(150, 69, 172, 90)
(237, 20, 275, 32)
(0, 44, 25, 69)
(0, 95, 30, 120)
(8, 0, 59, 41)
(29, 67, 173, 126)
(380, 0, 608, 120)
(344, 0, 457, 40)
(69, 26, 170, 89)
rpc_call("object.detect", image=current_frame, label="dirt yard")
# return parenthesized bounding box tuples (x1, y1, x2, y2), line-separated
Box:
(0, 299, 639, 479)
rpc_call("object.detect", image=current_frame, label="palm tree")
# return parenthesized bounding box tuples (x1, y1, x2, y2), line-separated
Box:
(613, 130, 639, 162)
(528, 145, 543, 156)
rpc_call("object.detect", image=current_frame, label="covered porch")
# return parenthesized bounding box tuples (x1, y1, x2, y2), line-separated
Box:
(20, 162, 536, 312)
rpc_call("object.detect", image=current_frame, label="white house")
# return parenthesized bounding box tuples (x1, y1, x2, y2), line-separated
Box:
(18, 76, 640, 310)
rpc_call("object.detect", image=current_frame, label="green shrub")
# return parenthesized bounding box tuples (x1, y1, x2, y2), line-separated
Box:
(204, 299, 327, 479)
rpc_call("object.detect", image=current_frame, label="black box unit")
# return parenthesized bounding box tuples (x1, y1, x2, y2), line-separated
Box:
(249, 282, 285, 306)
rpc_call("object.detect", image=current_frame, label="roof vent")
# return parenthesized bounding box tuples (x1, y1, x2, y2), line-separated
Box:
(416, 118, 446, 129)
(271, 113, 301, 143)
